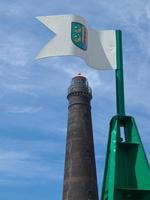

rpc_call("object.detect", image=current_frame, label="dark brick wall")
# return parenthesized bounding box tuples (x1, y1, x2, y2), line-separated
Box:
(62, 76, 99, 200)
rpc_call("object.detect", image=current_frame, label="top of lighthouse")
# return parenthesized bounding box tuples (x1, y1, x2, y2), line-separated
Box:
(67, 74, 92, 99)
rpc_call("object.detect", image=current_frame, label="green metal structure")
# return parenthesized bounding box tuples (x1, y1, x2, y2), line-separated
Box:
(101, 31, 150, 200)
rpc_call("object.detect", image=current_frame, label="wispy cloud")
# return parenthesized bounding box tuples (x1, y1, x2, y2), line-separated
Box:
(3, 106, 42, 114)
(0, 139, 65, 186)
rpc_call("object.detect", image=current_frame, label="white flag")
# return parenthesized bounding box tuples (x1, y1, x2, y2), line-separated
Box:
(36, 15, 118, 70)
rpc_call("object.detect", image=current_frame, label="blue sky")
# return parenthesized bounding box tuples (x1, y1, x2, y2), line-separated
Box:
(0, 0, 150, 199)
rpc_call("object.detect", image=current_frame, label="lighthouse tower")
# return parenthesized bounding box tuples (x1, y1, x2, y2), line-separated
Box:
(62, 74, 99, 200)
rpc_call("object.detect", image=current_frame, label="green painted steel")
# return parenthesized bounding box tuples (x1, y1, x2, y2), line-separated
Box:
(115, 30, 125, 116)
(101, 30, 150, 200)
(101, 116, 150, 200)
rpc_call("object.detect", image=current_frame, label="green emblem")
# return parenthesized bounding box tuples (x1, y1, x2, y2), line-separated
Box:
(71, 22, 88, 50)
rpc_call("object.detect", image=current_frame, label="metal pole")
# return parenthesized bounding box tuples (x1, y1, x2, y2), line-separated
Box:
(115, 30, 125, 116)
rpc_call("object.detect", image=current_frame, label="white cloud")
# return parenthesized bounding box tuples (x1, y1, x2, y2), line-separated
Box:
(52, 59, 102, 88)
(0, 139, 65, 185)
(4, 106, 42, 114)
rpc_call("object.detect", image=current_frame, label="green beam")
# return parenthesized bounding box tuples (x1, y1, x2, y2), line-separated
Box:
(115, 30, 125, 116)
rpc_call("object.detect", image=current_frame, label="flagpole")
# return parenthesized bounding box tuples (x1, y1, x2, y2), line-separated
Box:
(115, 30, 125, 116)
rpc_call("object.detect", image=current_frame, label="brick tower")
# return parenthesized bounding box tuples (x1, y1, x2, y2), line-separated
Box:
(62, 74, 99, 200)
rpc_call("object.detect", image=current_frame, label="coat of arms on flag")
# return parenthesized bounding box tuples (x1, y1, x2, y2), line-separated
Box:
(71, 22, 87, 51)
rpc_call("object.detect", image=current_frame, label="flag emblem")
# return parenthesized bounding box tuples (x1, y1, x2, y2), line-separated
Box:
(71, 22, 87, 51)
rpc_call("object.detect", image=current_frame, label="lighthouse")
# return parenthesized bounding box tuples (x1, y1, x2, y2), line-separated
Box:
(62, 74, 99, 200)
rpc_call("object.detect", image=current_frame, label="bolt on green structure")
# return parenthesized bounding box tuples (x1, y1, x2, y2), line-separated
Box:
(101, 31, 150, 200)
